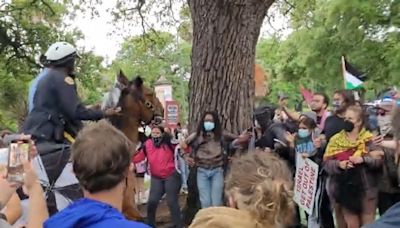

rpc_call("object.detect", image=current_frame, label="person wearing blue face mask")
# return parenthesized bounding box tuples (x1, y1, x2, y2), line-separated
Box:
(286, 112, 325, 164)
(180, 111, 226, 210)
(286, 112, 327, 227)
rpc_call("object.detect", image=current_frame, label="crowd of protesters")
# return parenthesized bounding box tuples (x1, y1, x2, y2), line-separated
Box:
(1, 87, 400, 228)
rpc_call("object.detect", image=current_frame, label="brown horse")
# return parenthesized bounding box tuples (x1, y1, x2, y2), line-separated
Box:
(104, 70, 164, 142)
(102, 70, 164, 221)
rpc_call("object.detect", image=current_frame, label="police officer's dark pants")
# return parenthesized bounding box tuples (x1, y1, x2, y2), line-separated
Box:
(147, 172, 183, 228)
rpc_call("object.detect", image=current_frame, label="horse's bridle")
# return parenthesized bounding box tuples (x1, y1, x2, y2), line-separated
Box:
(129, 89, 163, 124)
(120, 82, 163, 124)
(143, 99, 163, 124)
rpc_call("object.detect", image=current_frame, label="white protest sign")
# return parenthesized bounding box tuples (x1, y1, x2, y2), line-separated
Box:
(294, 156, 319, 215)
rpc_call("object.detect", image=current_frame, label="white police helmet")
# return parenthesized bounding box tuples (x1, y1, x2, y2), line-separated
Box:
(44, 42, 77, 61)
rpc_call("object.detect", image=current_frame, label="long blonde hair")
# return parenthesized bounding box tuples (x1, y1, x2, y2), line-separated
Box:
(225, 151, 295, 227)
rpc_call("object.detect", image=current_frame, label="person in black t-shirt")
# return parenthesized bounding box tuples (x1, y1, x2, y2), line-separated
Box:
(324, 115, 346, 142)
(318, 89, 356, 228)
(324, 90, 356, 142)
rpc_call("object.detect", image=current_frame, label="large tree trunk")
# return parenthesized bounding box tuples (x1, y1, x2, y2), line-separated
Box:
(188, 0, 274, 134)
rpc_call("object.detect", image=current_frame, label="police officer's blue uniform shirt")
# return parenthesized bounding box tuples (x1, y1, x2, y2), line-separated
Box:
(28, 68, 48, 113)
(23, 68, 104, 141)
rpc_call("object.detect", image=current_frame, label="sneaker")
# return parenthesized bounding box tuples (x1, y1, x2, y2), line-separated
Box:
(180, 187, 188, 194)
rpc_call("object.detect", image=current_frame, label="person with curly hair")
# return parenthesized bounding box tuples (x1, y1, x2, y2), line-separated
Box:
(190, 151, 295, 228)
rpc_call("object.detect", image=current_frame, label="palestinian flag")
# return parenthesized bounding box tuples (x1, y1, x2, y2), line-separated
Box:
(342, 56, 366, 90)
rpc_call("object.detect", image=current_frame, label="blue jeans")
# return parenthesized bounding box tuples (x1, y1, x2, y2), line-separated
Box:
(197, 167, 224, 208)
(178, 156, 189, 189)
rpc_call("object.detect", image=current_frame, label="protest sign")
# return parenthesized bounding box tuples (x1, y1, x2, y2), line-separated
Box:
(294, 156, 319, 215)
(165, 101, 180, 129)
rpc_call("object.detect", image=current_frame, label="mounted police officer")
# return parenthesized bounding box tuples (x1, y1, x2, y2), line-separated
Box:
(24, 41, 119, 143)
(22, 41, 120, 215)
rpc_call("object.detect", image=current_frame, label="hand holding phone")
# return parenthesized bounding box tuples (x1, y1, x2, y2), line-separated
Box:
(6, 136, 31, 183)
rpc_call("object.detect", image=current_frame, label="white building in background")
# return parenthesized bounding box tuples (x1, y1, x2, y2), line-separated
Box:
(154, 75, 180, 129)
(154, 75, 173, 109)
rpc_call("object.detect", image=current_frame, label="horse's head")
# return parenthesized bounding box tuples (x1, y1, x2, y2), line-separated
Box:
(116, 70, 164, 125)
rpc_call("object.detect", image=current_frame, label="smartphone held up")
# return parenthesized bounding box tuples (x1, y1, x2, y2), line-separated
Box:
(6, 135, 31, 183)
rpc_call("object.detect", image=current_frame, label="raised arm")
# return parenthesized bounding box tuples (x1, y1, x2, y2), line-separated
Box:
(24, 161, 49, 228)
(132, 149, 146, 164)
(282, 106, 301, 122)
(54, 75, 104, 121)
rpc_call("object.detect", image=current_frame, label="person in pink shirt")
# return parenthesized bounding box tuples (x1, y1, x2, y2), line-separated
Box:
(133, 125, 183, 228)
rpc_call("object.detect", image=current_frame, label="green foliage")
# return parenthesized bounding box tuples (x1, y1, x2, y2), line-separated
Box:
(263, 79, 302, 107)
(256, 0, 400, 104)
(3, 0, 398, 129)
(76, 51, 106, 105)
(0, 0, 72, 130)
(177, 5, 192, 42)
(108, 30, 191, 123)
(0, 0, 104, 130)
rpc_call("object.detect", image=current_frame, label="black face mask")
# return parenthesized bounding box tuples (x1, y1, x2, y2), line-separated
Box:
(344, 120, 355, 132)
(152, 137, 162, 147)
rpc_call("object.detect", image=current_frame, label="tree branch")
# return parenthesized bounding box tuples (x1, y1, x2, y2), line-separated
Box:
(0, 26, 40, 70)
(137, 0, 147, 34)
(39, 0, 56, 16)
(281, 0, 295, 15)
(0, 0, 55, 15)
(168, 0, 180, 25)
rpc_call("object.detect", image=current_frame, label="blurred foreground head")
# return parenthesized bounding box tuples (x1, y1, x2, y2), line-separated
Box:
(190, 151, 295, 228)
(225, 151, 295, 227)
(71, 120, 131, 193)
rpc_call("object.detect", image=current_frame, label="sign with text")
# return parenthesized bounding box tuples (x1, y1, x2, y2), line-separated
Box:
(165, 101, 179, 129)
(293, 156, 319, 215)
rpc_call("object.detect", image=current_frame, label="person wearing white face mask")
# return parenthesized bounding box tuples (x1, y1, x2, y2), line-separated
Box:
(373, 99, 400, 150)
(364, 98, 400, 228)
(367, 98, 400, 215)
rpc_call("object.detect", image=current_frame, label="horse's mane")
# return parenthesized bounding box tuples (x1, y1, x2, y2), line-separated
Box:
(133, 76, 143, 89)
(129, 76, 145, 101)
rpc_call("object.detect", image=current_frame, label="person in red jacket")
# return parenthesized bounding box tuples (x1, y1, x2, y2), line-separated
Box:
(133, 125, 183, 228)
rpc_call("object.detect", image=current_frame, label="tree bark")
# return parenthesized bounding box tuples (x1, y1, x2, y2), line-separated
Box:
(188, 0, 274, 134)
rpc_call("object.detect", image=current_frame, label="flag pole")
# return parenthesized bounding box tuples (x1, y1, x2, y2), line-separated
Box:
(341, 56, 346, 89)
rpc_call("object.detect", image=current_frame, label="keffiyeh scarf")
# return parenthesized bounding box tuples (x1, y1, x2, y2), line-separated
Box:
(324, 128, 373, 161)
